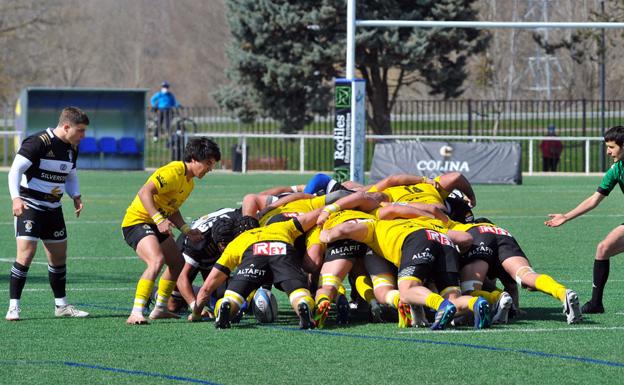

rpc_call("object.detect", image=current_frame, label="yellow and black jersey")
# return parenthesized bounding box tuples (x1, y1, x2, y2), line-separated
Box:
(122, 161, 193, 227)
(215, 218, 304, 274)
(378, 177, 448, 205)
(447, 220, 498, 233)
(306, 209, 376, 249)
(259, 195, 327, 226)
(362, 218, 449, 266)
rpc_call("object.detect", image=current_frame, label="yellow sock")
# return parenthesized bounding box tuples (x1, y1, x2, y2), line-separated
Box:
(155, 278, 176, 308)
(246, 289, 257, 304)
(467, 296, 479, 311)
(424, 293, 445, 311)
(132, 278, 154, 314)
(535, 274, 567, 302)
(337, 284, 346, 296)
(385, 290, 401, 309)
(471, 290, 500, 305)
(355, 275, 375, 303)
(315, 294, 331, 305)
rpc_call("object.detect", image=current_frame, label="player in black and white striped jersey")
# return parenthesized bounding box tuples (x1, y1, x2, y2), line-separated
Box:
(6, 106, 90, 321)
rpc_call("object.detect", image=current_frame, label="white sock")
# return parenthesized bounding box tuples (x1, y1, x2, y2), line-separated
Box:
(9, 299, 20, 308)
(55, 297, 68, 307)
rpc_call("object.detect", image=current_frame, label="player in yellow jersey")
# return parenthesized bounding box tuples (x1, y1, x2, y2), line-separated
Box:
(189, 209, 323, 329)
(379, 203, 584, 325)
(454, 219, 583, 325)
(308, 209, 374, 327)
(320, 210, 491, 330)
(122, 137, 221, 325)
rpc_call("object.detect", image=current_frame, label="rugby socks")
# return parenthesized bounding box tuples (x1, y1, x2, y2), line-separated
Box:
(132, 278, 154, 314)
(470, 289, 502, 305)
(9, 262, 29, 305)
(384, 290, 401, 309)
(48, 264, 68, 307)
(355, 275, 375, 303)
(534, 274, 567, 302)
(155, 278, 176, 309)
(467, 296, 479, 312)
(590, 260, 609, 305)
(315, 293, 331, 306)
(425, 293, 445, 311)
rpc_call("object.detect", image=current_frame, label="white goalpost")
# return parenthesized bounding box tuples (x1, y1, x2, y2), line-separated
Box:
(344, 0, 624, 183)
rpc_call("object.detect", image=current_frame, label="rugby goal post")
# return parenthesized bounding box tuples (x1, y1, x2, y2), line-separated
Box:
(341, 0, 624, 183)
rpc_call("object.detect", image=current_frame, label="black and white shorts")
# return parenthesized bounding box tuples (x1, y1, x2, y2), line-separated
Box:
(15, 206, 66, 242)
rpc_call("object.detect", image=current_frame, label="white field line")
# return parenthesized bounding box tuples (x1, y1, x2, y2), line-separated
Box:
(0, 287, 134, 293)
(398, 325, 624, 335)
(0, 257, 136, 264)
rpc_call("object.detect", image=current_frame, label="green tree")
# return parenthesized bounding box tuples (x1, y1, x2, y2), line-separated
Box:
(217, 0, 488, 134)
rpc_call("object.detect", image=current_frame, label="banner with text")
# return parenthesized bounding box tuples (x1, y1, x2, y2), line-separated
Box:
(333, 78, 366, 183)
(370, 141, 522, 184)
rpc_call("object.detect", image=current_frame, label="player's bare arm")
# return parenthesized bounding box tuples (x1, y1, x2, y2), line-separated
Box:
(545, 192, 605, 227)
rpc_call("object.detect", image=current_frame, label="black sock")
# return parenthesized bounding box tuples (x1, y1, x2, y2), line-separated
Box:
(591, 260, 610, 305)
(9, 262, 29, 300)
(48, 264, 67, 301)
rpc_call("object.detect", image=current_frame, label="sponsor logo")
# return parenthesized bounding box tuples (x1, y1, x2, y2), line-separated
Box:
(23, 220, 34, 232)
(46, 150, 55, 157)
(50, 186, 63, 198)
(281, 212, 300, 218)
(155, 174, 167, 188)
(335, 86, 351, 108)
(53, 229, 65, 238)
(477, 226, 512, 237)
(467, 242, 494, 258)
(412, 247, 434, 263)
(237, 263, 267, 277)
(415, 160, 470, 173)
(60, 164, 67, 171)
(425, 229, 453, 246)
(253, 242, 287, 256)
(41, 172, 66, 182)
(330, 243, 362, 255)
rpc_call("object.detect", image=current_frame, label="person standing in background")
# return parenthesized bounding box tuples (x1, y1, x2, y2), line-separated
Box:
(540, 124, 563, 172)
(150, 81, 179, 141)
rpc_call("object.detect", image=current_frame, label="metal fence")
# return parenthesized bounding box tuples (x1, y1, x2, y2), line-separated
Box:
(1, 99, 621, 171)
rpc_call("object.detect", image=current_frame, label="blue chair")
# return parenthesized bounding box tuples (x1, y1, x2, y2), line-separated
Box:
(79, 137, 98, 154)
(118, 137, 140, 155)
(99, 137, 117, 154)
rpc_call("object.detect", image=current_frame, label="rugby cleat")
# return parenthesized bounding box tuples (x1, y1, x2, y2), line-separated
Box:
(313, 300, 331, 329)
(430, 299, 457, 331)
(298, 301, 315, 330)
(397, 301, 413, 328)
(5, 306, 20, 321)
(581, 300, 604, 314)
(564, 289, 583, 324)
(335, 294, 350, 325)
(369, 299, 384, 323)
(55, 304, 89, 318)
(410, 304, 430, 327)
(491, 291, 513, 324)
(215, 300, 232, 329)
(472, 297, 492, 329)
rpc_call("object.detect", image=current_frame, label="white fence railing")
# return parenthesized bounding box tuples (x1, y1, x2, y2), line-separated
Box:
(188, 132, 605, 175)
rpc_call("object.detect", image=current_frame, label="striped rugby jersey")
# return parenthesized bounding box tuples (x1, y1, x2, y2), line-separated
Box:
(17, 128, 79, 210)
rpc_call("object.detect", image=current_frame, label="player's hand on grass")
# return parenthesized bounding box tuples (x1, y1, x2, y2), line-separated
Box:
(12, 197, 28, 217)
(187, 229, 203, 244)
(73, 195, 83, 218)
(545, 214, 566, 227)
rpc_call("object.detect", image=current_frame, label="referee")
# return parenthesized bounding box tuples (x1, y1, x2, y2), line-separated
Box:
(6, 106, 90, 321)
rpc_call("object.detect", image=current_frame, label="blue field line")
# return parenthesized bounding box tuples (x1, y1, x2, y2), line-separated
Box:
(266, 326, 624, 368)
(0, 360, 222, 384)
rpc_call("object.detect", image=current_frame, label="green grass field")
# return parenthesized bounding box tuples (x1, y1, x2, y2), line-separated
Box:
(0, 171, 623, 385)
